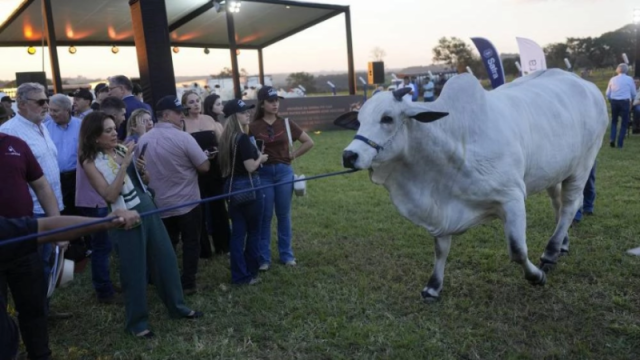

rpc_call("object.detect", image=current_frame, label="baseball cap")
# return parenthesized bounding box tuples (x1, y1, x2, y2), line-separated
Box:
(156, 95, 184, 112)
(1, 96, 14, 103)
(94, 83, 108, 94)
(73, 88, 94, 101)
(223, 99, 255, 118)
(257, 86, 283, 101)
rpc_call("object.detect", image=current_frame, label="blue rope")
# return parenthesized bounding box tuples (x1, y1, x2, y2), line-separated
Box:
(1, 169, 359, 247)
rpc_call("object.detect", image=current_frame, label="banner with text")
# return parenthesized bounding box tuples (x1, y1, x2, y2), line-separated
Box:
(516, 37, 547, 76)
(471, 37, 506, 89)
(244, 96, 364, 131)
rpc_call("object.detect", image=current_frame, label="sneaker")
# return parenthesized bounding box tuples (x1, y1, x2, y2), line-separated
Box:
(249, 278, 261, 285)
(284, 260, 297, 267)
(258, 263, 270, 271)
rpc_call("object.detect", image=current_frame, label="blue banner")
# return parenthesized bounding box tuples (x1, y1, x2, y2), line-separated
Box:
(471, 37, 506, 89)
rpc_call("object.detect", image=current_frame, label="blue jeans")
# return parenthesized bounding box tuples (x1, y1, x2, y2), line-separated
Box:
(78, 206, 115, 299)
(258, 163, 295, 265)
(610, 100, 630, 148)
(226, 177, 263, 284)
(574, 164, 596, 222)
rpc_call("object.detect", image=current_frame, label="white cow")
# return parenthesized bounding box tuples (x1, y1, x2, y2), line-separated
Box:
(336, 69, 608, 300)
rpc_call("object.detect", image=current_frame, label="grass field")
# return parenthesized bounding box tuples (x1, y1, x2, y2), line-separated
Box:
(42, 79, 640, 359)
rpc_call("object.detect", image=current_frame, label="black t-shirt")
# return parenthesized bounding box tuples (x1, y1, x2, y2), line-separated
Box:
(0, 216, 38, 360)
(0, 217, 38, 263)
(231, 134, 259, 176)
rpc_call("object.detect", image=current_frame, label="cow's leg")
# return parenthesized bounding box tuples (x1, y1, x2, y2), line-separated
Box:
(540, 176, 584, 272)
(502, 199, 546, 286)
(421, 235, 452, 301)
(546, 184, 570, 255)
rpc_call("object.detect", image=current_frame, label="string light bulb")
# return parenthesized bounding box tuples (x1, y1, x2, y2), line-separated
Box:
(111, 45, 119, 54)
(69, 46, 77, 54)
(27, 46, 36, 55)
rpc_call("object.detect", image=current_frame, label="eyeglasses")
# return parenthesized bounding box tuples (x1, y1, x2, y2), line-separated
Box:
(28, 98, 49, 106)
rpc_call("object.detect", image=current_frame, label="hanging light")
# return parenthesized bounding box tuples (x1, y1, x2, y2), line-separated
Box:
(204, 48, 210, 55)
(228, 1, 241, 13)
(111, 45, 119, 54)
(68, 46, 77, 54)
(27, 46, 36, 55)
(173, 47, 180, 54)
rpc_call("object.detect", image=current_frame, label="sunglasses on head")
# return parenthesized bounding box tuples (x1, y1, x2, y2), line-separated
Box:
(28, 98, 49, 106)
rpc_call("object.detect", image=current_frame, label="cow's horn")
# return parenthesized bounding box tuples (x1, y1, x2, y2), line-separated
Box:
(392, 87, 412, 101)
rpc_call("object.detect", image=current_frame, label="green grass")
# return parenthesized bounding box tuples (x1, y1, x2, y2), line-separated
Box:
(43, 83, 640, 359)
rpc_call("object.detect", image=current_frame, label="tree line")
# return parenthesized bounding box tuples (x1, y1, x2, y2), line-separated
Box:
(432, 24, 636, 78)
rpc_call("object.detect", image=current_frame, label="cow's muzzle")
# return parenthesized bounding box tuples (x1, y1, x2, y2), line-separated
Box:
(342, 150, 358, 169)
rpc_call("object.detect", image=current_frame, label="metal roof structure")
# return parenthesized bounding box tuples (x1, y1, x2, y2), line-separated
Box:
(0, 0, 355, 100)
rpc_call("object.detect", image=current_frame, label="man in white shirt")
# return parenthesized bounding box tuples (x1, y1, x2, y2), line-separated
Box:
(0, 82, 66, 311)
(399, 76, 416, 101)
(423, 77, 435, 102)
(605, 63, 637, 148)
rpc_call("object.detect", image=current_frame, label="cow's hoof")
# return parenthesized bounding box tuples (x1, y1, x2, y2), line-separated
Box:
(421, 288, 440, 303)
(527, 271, 546, 286)
(538, 260, 556, 273)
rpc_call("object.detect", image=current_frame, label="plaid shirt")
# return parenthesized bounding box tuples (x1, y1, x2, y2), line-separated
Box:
(0, 113, 64, 214)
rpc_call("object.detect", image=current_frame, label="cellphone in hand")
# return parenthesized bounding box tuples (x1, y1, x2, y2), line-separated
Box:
(139, 143, 148, 158)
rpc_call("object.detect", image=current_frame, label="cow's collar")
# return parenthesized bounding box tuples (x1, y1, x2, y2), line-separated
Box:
(353, 119, 407, 155)
(353, 135, 383, 152)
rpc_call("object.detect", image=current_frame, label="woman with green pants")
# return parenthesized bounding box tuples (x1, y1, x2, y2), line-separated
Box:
(80, 111, 202, 338)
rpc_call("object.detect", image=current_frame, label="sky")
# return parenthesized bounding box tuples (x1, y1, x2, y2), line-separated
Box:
(0, 0, 634, 82)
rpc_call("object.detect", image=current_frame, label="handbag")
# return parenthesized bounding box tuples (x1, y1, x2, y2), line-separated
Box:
(284, 118, 307, 197)
(228, 135, 257, 206)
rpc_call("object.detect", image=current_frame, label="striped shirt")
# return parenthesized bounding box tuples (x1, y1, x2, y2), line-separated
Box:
(0, 113, 64, 214)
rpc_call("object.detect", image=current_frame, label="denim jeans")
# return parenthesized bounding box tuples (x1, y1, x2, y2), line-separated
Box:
(574, 164, 596, 222)
(258, 163, 295, 265)
(610, 99, 631, 148)
(226, 176, 263, 284)
(77, 206, 114, 299)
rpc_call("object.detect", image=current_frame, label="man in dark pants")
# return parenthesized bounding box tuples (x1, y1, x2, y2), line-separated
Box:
(0, 132, 61, 359)
(0, 210, 140, 360)
(605, 63, 636, 148)
(137, 96, 211, 295)
(574, 163, 596, 223)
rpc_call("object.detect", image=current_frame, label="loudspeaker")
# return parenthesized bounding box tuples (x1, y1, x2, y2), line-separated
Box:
(16, 72, 47, 89)
(367, 61, 385, 84)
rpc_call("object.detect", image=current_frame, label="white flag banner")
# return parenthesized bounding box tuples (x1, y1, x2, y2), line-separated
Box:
(516, 37, 547, 76)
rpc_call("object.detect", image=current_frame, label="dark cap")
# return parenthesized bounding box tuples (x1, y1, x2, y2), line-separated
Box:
(73, 88, 94, 101)
(223, 99, 255, 118)
(94, 83, 108, 94)
(1, 96, 14, 103)
(257, 86, 283, 101)
(156, 95, 184, 112)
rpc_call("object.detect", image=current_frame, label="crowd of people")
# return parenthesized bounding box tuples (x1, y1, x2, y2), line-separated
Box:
(0, 75, 314, 360)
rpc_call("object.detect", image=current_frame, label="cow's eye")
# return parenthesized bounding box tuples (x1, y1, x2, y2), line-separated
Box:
(381, 116, 393, 124)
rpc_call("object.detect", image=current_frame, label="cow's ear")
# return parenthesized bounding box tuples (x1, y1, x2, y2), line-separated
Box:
(409, 111, 449, 123)
(333, 111, 360, 130)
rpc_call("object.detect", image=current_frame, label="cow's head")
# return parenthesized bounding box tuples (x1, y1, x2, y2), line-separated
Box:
(336, 87, 449, 169)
